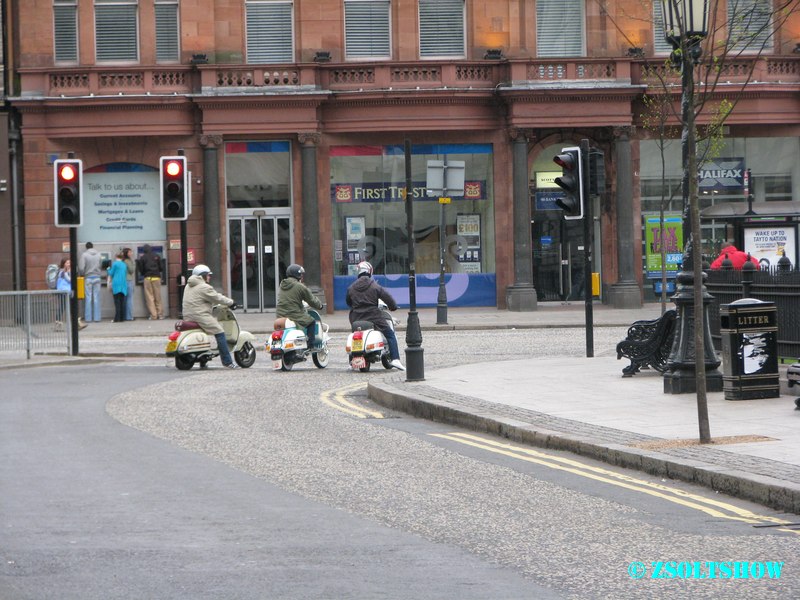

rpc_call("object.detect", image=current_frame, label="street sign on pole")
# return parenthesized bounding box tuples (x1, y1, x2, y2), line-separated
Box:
(426, 160, 465, 197)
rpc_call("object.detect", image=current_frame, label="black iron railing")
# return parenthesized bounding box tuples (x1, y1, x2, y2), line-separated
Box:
(706, 268, 800, 359)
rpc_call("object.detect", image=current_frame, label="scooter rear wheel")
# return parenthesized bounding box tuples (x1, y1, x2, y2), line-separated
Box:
(175, 354, 195, 370)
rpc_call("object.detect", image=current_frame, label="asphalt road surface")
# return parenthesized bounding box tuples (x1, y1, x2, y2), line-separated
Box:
(1, 329, 797, 599)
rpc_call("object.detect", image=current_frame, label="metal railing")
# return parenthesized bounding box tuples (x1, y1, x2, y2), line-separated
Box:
(706, 268, 800, 359)
(0, 291, 72, 359)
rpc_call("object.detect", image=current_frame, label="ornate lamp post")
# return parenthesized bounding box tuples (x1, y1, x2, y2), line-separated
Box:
(660, 0, 722, 416)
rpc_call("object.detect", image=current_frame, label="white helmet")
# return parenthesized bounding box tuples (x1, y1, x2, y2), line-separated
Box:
(192, 264, 212, 277)
(357, 261, 373, 277)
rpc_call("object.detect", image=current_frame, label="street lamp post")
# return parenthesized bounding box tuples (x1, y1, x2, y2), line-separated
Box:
(660, 1, 722, 433)
(404, 139, 424, 381)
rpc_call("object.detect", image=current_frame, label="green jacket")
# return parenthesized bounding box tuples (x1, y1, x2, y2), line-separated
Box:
(276, 277, 322, 327)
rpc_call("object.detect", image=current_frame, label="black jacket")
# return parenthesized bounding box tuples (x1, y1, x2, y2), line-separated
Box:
(137, 249, 162, 277)
(346, 276, 398, 325)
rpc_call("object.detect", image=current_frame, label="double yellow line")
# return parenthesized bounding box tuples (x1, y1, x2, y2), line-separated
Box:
(320, 382, 384, 419)
(431, 432, 799, 534)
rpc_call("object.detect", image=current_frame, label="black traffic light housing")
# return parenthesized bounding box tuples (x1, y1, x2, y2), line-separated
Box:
(160, 156, 188, 220)
(553, 147, 584, 220)
(54, 159, 83, 227)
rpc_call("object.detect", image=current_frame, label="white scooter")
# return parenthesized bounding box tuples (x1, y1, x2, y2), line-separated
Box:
(165, 304, 257, 370)
(268, 308, 330, 371)
(346, 302, 399, 372)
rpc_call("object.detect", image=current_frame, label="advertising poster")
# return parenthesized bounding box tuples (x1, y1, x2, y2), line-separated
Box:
(456, 214, 481, 272)
(744, 225, 797, 269)
(645, 215, 683, 278)
(83, 170, 164, 242)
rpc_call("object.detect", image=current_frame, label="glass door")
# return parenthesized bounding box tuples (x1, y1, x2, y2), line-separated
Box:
(532, 216, 585, 302)
(228, 215, 292, 311)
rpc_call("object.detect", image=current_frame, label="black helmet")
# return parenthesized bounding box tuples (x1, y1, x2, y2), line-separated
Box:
(286, 264, 304, 279)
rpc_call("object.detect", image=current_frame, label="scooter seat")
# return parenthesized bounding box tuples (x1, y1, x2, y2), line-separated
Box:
(175, 319, 201, 331)
(352, 320, 374, 332)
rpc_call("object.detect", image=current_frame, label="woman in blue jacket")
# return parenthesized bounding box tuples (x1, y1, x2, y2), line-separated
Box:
(108, 253, 128, 323)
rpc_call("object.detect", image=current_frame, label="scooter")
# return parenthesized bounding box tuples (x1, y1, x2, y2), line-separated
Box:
(268, 308, 330, 371)
(345, 302, 398, 372)
(165, 304, 257, 370)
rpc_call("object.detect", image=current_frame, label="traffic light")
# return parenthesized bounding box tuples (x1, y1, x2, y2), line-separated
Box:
(160, 156, 188, 220)
(54, 159, 83, 227)
(553, 147, 584, 220)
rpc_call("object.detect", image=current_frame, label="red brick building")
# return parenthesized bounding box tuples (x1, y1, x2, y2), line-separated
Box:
(4, 1, 800, 315)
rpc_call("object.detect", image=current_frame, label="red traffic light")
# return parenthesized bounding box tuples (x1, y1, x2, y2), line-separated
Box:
(160, 156, 188, 220)
(54, 159, 83, 227)
(59, 164, 77, 182)
(553, 152, 577, 171)
(164, 160, 183, 177)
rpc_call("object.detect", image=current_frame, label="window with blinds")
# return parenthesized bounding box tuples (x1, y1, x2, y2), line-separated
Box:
(155, 0, 179, 63)
(54, 0, 78, 63)
(728, 0, 773, 53)
(246, 1, 294, 64)
(345, 0, 391, 60)
(652, 2, 674, 55)
(95, 0, 139, 62)
(536, 0, 584, 58)
(419, 0, 465, 59)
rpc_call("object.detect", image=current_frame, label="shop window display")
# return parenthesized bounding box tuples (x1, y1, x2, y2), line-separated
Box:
(330, 143, 496, 308)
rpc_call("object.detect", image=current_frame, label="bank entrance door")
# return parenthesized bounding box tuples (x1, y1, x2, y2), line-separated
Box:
(228, 215, 292, 311)
(532, 217, 587, 302)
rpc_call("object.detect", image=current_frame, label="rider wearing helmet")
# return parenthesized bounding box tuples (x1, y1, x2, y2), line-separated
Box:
(346, 261, 405, 371)
(183, 264, 239, 369)
(276, 263, 324, 347)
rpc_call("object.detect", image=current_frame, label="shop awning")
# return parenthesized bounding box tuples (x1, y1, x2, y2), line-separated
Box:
(701, 201, 800, 219)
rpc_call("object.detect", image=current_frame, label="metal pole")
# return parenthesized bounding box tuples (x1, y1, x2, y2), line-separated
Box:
(69, 226, 79, 355)
(404, 139, 424, 381)
(178, 149, 188, 319)
(436, 199, 448, 324)
(581, 139, 593, 358)
(65, 149, 80, 356)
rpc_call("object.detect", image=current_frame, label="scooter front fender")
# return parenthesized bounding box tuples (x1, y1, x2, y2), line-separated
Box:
(234, 330, 256, 351)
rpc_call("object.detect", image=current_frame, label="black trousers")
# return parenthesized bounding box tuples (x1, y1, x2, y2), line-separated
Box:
(113, 293, 126, 322)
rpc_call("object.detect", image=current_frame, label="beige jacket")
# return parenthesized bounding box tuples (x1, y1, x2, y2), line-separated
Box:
(182, 275, 234, 335)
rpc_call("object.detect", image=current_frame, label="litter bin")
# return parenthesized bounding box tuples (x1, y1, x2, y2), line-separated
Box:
(720, 298, 779, 400)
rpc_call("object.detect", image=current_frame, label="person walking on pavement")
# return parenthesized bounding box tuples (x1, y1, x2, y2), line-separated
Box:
(138, 244, 164, 319)
(108, 252, 128, 323)
(78, 241, 103, 322)
(275, 264, 323, 348)
(122, 247, 136, 320)
(346, 261, 405, 371)
(182, 264, 239, 369)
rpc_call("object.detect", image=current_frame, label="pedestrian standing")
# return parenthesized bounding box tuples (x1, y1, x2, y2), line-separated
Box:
(123, 247, 136, 320)
(137, 244, 165, 319)
(78, 241, 103, 322)
(55, 257, 71, 328)
(108, 253, 128, 323)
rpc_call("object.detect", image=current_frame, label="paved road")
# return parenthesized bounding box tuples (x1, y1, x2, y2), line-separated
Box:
(0, 362, 551, 599)
(2, 328, 798, 598)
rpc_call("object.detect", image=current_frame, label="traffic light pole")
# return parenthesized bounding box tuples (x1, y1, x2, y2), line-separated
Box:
(178, 149, 188, 318)
(580, 139, 593, 358)
(69, 226, 79, 356)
